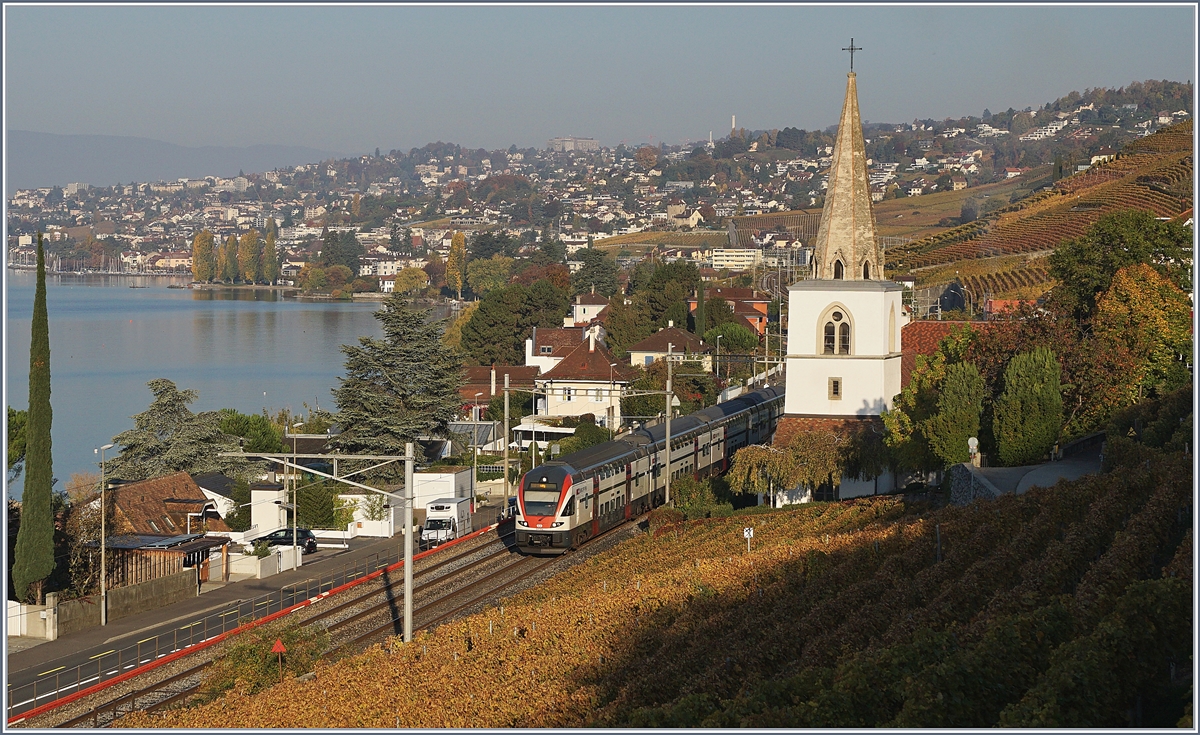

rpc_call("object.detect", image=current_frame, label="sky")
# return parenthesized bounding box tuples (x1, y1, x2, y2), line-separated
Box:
(4, 4, 1196, 155)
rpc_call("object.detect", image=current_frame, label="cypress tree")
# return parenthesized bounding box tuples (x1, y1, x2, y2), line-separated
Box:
(994, 347, 1063, 466)
(694, 285, 706, 335)
(925, 361, 986, 465)
(13, 233, 56, 603)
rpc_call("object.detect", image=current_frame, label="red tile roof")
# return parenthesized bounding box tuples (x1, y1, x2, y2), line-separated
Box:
(538, 338, 637, 382)
(901, 320, 987, 387)
(574, 292, 610, 306)
(627, 327, 711, 355)
(460, 365, 539, 399)
(774, 416, 883, 447)
(531, 327, 586, 357)
(112, 472, 229, 535)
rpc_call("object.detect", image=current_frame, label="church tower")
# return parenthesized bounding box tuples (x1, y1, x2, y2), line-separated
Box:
(810, 72, 884, 281)
(781, 68, 906, 498)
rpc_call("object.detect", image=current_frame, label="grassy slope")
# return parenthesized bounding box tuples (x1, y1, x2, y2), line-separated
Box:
(120, 453, 1192, 729)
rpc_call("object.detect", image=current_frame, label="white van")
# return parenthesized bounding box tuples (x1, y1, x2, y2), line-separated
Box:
(421, 497, 473, 545)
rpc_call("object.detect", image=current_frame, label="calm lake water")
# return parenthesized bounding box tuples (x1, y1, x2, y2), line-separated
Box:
(5, 273, 449, 498)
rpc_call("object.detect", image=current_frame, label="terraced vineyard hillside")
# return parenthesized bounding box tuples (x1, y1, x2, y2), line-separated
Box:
(888, 121, 1193, 295)
(120, 443, 1192, 728)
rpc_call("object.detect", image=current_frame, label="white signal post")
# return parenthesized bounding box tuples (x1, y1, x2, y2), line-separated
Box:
(744, 526, 754, 553)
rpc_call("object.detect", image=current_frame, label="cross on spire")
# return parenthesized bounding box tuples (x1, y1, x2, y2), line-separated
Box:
(842, 38, 862, 72)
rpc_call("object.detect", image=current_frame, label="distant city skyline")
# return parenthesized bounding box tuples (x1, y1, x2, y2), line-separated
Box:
(4, 4, 1195, 157)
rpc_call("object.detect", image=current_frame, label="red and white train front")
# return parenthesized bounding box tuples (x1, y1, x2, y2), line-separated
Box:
(514, 464, 578, 554)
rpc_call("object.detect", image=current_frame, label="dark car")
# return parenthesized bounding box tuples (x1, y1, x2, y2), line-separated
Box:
(259, 528, 318, 554)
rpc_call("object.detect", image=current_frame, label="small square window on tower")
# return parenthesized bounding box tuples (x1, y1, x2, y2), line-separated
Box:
(828, 377, 843, 400)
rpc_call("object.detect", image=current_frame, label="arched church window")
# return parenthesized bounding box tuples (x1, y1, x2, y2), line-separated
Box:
(833, 260, 844, 280)
(862, 261, 871, 279)
(839, 322, 851, 354)
(823, 322, 835, 354)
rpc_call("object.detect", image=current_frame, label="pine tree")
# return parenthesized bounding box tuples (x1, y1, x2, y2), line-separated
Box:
(445, 232, 467, 299)
(238, 229, 261, 284)
(107, 379, 256, 481)
(191, 230, 215, 282)
(994, 348, 1063, 466)
(328, 296, 464, 476)
(13, 233, 56, 603)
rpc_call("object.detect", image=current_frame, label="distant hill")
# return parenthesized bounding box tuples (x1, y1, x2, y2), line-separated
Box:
(887, 120, 1193, 299)
(6, 130, 343, 191)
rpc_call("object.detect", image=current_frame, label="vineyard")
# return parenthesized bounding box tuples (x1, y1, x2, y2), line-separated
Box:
(959, 260, 1052, 301)
(118, 449, 1192, 728)
(889, 121, 1193, 276)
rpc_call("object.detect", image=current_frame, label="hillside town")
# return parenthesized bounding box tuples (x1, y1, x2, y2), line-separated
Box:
(5, 82, 1190, 279)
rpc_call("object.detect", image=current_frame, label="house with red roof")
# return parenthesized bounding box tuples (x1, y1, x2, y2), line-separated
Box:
(627, 326, 713, 371)
(534, 332, 636, 429)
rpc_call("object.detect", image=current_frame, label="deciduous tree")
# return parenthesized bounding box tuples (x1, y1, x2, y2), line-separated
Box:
(1093, 263, 1192, 399)
(191, 230, 216, 282)
(466, 254, 514, 296)
(238, 229, 262, 283)
(1048, 208, 1192, 321)
(446, 232, 467, 299)
(394, 267, 429, 295)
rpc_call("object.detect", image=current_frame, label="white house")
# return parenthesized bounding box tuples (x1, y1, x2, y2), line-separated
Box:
(534, 332, 635, 429)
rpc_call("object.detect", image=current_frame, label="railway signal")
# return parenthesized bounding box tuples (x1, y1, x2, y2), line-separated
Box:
(272, 639, 286, 683)
(744, 526, 754, 552)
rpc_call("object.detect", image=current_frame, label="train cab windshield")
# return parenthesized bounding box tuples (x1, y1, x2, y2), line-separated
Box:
(523, 482, 561, 516)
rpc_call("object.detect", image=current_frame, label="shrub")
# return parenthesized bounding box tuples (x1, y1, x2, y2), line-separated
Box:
(198, 620, 328, 702)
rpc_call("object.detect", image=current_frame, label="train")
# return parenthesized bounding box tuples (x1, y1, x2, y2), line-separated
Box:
(513, 385, 785, 554)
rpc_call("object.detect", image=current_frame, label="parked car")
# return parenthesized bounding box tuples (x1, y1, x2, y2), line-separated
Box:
(259, 528, 318, 554)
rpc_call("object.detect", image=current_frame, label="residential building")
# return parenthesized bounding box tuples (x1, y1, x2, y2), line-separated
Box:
(626, 326, 713, 371)
(534, 332, 635, 429)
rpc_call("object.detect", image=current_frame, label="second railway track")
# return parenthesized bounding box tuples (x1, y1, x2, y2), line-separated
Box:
(35, 520, 642, 729)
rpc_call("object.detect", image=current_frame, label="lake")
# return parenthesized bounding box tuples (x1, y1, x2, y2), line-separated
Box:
(5, 273, 450, 497)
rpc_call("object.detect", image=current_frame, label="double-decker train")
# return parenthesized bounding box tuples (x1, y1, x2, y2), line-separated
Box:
(514, 385, 785, 554)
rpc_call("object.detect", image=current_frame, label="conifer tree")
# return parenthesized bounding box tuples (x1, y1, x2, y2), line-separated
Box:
(13, 233, 56, 603)
(238, 229, 261, 284)
(328, 296, 464, 476)
(925, 361, 986, 465)
(693, 284, 706, 335)
(191, 230, 216, 282)
(994, 347, 1063, 466)
(445, 232, 467, 299)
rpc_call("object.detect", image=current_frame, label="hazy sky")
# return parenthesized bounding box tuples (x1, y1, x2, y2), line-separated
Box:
(5, 4, 1195, 155)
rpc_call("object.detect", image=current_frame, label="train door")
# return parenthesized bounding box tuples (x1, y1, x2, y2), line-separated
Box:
(625, 462, 632, 520)
(591, 475, 600, 538)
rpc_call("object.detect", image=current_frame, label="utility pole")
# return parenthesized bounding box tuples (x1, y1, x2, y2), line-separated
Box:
(404, 442, 414, 643)
(665, 343, 673, 507)
(503, 373, 510, 509)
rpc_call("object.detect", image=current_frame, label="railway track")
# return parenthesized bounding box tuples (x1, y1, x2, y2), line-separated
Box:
(40, 521, 638, 728)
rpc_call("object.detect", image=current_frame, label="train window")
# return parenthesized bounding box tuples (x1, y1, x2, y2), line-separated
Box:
(561, 497, 576, 517)
(524, 488, 561, 516)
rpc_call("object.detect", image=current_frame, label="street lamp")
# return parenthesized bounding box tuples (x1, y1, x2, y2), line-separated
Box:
(715, 334, 722, 381)
(94, 444, 114, 626)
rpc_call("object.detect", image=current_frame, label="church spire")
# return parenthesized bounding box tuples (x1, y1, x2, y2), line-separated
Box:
(811, 71, 882, 281)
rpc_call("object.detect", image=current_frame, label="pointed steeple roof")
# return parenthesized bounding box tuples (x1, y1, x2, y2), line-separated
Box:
(811, 72, 883, 281)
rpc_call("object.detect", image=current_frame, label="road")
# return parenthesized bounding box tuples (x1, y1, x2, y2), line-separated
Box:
(6, 518, 490, 720)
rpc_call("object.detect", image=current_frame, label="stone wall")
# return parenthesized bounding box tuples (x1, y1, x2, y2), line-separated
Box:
(949, 463, 1000, 506)
(56, 595, 101, 637)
